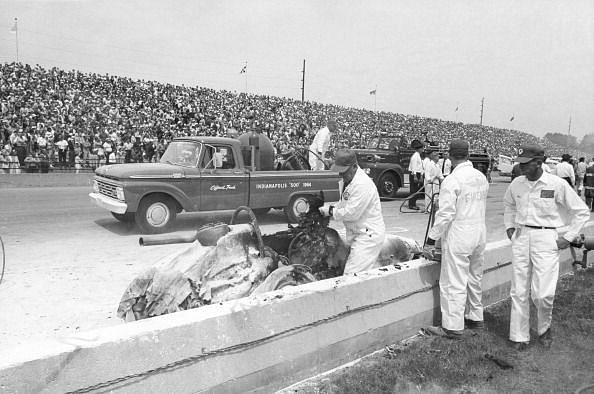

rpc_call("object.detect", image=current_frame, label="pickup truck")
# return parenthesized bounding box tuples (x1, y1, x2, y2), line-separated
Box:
(89, 136, 340, 233)
(354, 135, 491, 198)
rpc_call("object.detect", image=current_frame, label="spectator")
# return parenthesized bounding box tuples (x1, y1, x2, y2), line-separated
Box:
(576, 157, 587, 195)
(556, 154, 575, 187)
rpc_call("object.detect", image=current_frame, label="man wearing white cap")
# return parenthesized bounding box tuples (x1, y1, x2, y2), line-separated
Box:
(320, 149, 386, 274)
(504, 144, 589, 350)
(308, 119, 337, 171)
(424, 140, 489, 338)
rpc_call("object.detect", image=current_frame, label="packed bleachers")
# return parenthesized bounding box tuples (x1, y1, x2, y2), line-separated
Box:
(0, 62, 573, 172)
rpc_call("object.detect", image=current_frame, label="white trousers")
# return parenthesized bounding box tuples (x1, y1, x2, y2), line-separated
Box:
(440, 223, 486, 331)
(509, 227, 559, 342)
(343, 229, 385, 275)
(308, 148, 324, 171)
(424, 181, 439, 212)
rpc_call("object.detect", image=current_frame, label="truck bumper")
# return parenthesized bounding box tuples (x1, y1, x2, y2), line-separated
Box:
(89, 192, 128, 214)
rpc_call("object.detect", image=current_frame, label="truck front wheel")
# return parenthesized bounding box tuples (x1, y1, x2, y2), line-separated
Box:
(135, 195, 177, 234)
(378, 172, 400, 198)
(285, 195, 310, 223)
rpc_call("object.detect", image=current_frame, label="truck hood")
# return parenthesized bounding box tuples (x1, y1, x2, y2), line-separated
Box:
(95, 163, 189, 180)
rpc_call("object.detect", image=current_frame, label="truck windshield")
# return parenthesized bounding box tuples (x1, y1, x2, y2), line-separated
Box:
(159, 141, 201, 167)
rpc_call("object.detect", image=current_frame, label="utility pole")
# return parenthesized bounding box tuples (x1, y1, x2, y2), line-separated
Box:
(300, 59, 305, 102)
(480, 97, 484, 126)
(567, 115, 571, 152)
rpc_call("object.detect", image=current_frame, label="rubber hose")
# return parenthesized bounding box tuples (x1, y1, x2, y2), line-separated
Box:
(230, 206, 265, 256)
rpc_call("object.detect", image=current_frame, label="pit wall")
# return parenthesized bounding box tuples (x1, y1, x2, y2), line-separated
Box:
(0, 241, 577, 394)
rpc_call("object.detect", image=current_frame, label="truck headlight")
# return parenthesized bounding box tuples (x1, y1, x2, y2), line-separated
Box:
(116, 186, 125, 201)
(93, 180, 99, 193)
(363, 168, 371, 175)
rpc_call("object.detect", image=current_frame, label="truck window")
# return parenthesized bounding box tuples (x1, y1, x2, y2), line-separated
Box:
(160, 141, 200, 167)
(201, 145, 236, 170)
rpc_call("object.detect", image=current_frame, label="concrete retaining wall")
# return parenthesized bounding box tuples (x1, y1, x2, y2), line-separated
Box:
(0, 242, 576, 394)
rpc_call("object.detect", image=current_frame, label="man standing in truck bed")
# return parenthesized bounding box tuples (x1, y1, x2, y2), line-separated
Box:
(309, 119, 337, 170)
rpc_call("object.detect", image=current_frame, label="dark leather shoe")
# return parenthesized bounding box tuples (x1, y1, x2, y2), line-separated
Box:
(410, 206, 420, 211)
(538, 328, 553, 349)
(510, 341, 529, 351)
(464, 318, 485, 330)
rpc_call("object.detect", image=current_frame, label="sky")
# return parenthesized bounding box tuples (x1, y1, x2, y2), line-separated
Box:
(0, 0, 593, 139)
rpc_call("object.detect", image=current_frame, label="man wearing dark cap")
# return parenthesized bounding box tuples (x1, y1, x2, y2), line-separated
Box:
(407, 139, 425, 210)
(424, 140, 489, 338)
(556, 153, 575, 187)
(320, 149, 386, 274)
(504, 144, 589, 350)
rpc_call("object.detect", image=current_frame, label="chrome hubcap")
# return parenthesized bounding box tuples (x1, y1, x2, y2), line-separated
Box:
(294, 198, 309, 216)
(146, 202, 169, 227)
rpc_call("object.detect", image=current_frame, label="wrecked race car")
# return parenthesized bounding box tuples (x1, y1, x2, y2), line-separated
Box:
(117, 202, 426, 322)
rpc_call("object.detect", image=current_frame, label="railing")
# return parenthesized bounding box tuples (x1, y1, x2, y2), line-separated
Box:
(0, 156, 157, 174)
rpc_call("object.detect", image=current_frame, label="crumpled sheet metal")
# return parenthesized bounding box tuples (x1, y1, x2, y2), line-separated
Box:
(117, 224, 275, 321)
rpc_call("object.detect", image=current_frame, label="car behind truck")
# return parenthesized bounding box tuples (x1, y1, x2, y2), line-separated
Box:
(89, 135, 340, 233)
(354, 134, 491, 198)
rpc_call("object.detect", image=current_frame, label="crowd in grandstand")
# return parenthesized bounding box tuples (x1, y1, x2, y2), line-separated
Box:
(0, 62, 577, 172)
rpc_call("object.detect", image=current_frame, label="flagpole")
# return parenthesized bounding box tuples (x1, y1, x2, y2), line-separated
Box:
(244, 61, 247, 94)
(13, 18, 19, 62)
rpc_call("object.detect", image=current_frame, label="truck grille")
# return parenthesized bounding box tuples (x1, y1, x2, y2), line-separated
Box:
(97, 179, 118, 199)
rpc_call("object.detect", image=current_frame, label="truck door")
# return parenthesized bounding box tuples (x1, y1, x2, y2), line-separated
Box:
(199, 143, 248, 211)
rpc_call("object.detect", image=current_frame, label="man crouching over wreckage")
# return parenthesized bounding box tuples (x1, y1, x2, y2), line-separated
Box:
(320, 149, 386, 274)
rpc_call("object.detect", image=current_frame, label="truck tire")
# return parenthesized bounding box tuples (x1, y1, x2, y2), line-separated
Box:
(378, 172, 400, 198)
(111, 212, 135, 223)
(135, 195, 177, 234)
(285, 195, 310, 223)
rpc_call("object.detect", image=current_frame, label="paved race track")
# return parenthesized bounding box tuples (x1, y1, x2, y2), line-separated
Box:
(0, 179, 510, 350)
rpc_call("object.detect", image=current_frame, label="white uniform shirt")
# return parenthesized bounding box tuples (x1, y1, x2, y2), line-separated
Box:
(309, 126, 331, 157)
(437, 158, 452, 176)
(428, 161, 489, 241)
(577, 162, 587, 178)
(424, 160, 443, 184)
(504, 172, 589, 242)
(542, 163, 551, 173)
(408, 151, 424, 174)
(556, 161, 575, 184)
(333, 167, 385, 240)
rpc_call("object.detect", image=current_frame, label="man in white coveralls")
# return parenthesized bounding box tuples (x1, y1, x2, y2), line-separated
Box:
(503, 143, 589, 350)
(320, 149, 386, 274)
(423, 140, 489, 338)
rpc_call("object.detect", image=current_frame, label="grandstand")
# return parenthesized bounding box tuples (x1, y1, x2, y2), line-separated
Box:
(0, 62, 575, 171)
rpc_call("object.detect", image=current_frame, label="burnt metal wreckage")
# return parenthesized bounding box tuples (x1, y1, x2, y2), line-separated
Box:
(118, 194, 426, 322)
